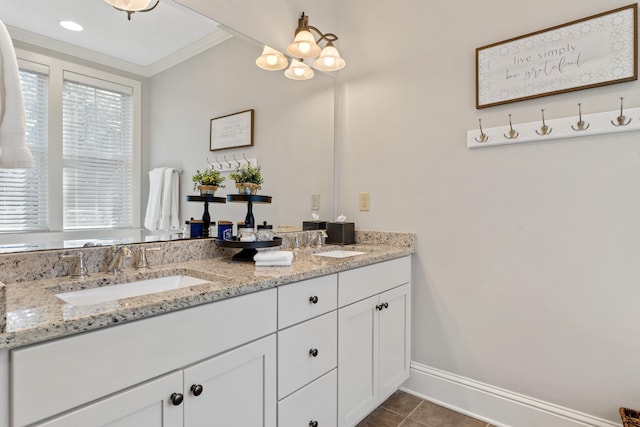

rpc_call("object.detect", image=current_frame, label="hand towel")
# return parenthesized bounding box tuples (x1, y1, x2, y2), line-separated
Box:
(254, 250, 293, 263)
(0, 20, 32, 168)
(159, 167, 180, 230)
(144, 167, 166, 230)
(255, 260, 293, 267)
(169, 169, 180, 230)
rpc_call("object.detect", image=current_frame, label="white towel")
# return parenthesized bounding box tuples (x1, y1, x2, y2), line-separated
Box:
(159, 168, 180, 230)
(169, 169, 180, 230)
(255, 260, 293, 267)
(0, 20, 32, 169)
(254, 250, 293, 263)
(144, 167, 166, 230)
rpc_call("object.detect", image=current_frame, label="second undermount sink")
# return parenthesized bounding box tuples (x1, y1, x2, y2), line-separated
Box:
(313, 250, 366, 259)
(55, 275, 211, 307)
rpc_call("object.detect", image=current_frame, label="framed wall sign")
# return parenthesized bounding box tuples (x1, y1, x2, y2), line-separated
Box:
(209, 109, 254, 151)
(476, 4, 638, 109)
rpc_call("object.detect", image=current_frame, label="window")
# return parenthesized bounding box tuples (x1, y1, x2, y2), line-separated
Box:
(0, 50, 141, 239)
(63, 72, 134, 230)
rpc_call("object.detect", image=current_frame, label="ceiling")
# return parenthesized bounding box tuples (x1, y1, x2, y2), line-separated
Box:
(0, 0, 230, 76)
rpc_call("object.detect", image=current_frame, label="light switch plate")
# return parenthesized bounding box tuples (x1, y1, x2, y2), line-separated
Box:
(311, 193, 320, 210)
(359, 192, 370, 211)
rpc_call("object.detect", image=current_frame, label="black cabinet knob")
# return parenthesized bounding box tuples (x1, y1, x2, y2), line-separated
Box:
(190, 384, 204, 396)
(309, 421, 319, 427)
(376, 304, 383, 311)
(309, 296, 319, 304)
(309, 348, 319, 357)
(170, 392, 184, 406)
(383, 302, 389, 309)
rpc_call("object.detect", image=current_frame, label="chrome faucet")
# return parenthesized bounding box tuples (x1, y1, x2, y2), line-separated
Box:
(106, 245, 132, 275)
(306, 230, 328, 248)
(60, 252, 90, 279)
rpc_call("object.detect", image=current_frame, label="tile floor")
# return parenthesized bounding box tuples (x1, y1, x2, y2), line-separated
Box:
(356, 390, 496, 427)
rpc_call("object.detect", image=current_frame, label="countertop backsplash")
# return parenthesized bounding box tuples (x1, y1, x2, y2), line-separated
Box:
(0, 230, 414, 285)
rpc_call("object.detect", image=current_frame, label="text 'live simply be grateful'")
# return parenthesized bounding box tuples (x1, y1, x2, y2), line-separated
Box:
(506, 43, 583, 82)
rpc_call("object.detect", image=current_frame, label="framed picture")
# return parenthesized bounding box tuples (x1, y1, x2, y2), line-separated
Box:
(209, 109, 254, 151)
(476, 4, 638, 109)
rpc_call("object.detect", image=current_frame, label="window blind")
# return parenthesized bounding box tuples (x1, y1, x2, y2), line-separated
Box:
(62, 73, 134, 230)
(0, 68, 48, 232)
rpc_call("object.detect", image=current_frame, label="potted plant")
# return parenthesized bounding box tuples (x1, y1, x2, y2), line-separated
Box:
(192, 168, 225, 195)
(229, 164, 263, 195)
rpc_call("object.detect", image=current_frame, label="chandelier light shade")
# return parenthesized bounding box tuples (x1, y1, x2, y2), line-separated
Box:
(104, 0, 159, 20)
(256, 12, 346, 80)
(313, 43, 346, 71)
(287, 30, 321, 58)
(284, 59, 314, 80)
(256, 46, 288, 71)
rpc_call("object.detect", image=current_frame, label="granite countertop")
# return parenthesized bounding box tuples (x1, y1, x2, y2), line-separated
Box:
(1, 242, 412, 350)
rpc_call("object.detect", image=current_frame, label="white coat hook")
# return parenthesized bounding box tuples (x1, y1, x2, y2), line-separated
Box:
(214, 156, 223, 169)
(206, 157, 214, 169)
(223, 155, 232, 169)
(243, 153, 250, 165)
(233, 154, 241, 167)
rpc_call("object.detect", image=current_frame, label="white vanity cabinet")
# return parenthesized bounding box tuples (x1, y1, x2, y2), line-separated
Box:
(10, 289, 277, 427)
(337, 257, 412, 427)
(277, 274, 338, 427)
(36, 335, 276, 427)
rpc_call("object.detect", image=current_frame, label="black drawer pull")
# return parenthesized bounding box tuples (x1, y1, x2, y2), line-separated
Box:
(309, 296, 319, 304)
(170, 392, 183, 406)
(190, 384, 204, 396)
(309, 421, 319, 427)
(309, 348, 319, 357)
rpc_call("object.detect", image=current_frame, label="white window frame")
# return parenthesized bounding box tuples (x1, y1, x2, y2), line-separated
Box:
(1, 48, 142, 246)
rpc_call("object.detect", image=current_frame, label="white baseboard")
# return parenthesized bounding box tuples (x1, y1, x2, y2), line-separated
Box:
(402, 362, 620, 427)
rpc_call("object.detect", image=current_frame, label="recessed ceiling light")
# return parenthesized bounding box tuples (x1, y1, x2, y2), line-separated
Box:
(60, 21, 83, 32)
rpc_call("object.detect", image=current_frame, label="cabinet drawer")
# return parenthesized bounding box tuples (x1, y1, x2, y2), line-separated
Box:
(278, 369, 337, 427)
(338, 256, 410, 307)
(278, 311, 337, 399)
(278, 274, 337, 329)
(11, 289, 277, 427)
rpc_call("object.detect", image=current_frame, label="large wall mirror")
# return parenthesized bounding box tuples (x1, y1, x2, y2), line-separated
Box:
(0, 0, 335, 253)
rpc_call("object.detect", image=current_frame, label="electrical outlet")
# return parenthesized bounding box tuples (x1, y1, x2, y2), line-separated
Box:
(311, 193, 320, 210)
(359, 192, 370, 211)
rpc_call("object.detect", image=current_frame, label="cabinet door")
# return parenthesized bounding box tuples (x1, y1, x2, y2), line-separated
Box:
(337, 295, 379, 427)
(183, 334, 276, 427)
(37, 371, 183, 427)
(378, 283, 411, 400)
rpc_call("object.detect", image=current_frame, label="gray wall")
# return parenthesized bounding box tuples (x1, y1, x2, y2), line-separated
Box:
(338, 0, 639, 423)
(145, 36, 334, 229)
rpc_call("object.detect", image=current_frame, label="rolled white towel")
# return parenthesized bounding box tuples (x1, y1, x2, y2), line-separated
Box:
(254, 250, 293, 263)
(255, 260, 292, 267)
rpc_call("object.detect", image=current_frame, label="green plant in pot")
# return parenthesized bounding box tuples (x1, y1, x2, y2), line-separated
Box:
(192, 168, 225, 195)
(229, 164, 263, 195)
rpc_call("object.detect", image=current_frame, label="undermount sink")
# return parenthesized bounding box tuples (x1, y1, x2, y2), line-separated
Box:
(55, 275, 211, 307)
(313, 250, 366, 259)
